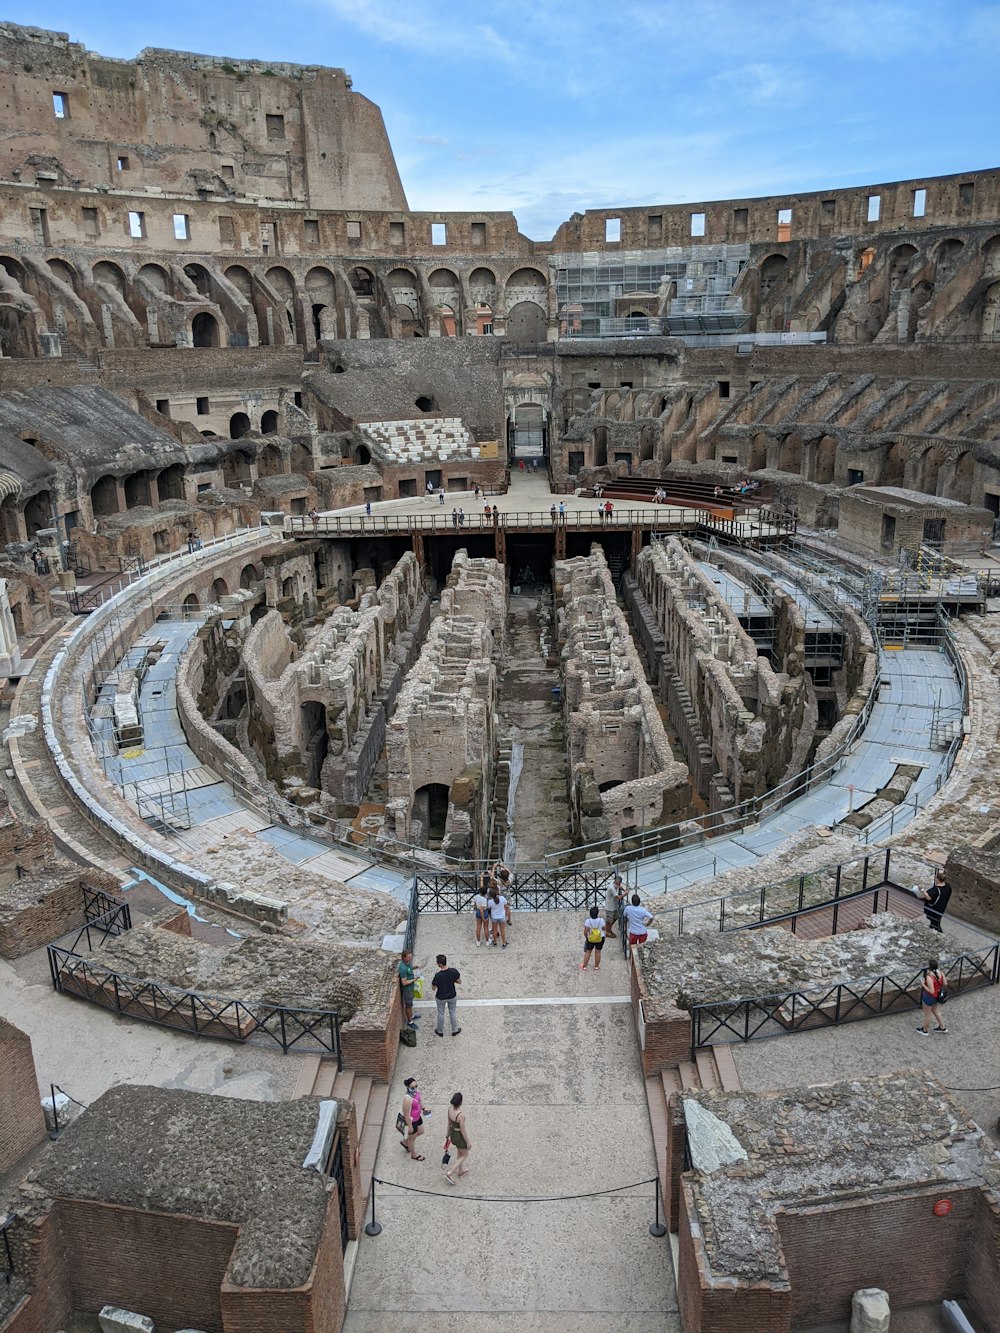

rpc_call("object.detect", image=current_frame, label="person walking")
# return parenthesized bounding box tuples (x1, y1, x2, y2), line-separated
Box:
(604, 873, 626, 939)
(439, 488, 446, 505)
(492, 504, 499, 526)
(918, 869, 952, 933)
(488, 886, 510, 947)
(917, 958, 948, 1034)
(451, 507, 459, 529)
(580, 904, 606, 970)
(473, 869, 493, 945)
(458, 507, 465, 527)
(444, 1092, 471, 1184)
(365, 499, 372, 517)
(432, 954, 462, 1036)
(401, 1077, 427, 1160)
(623, 893, 653, 947)
(398, 949, 419, 1029)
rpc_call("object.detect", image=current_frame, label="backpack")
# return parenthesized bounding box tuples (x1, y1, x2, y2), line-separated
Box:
(400, 1026, 417, 1047)
(587, 924, 603, 944)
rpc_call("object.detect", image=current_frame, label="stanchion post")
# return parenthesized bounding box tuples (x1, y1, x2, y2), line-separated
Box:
(364, 1178, 382, 1236)
(649, 1177, 667, 1238)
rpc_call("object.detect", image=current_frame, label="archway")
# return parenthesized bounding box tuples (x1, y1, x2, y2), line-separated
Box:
(184, 264, 212, 299)
(90, 475, 120, 518)
(192, 312, 220, 348)
(922, 448, 945, 496)
(47, 258, 79, 292)
(229, 412, 252, 440)
(124, 472, 151, 509)
(815, 436, 837, 485)
(354, 443, 371, 465)
(935, 239, 964, 283)
(23, 491, 52, 539)
(239, 563, 260, 590)
(883, 442, 906, 486)
(258, 444, 283, 477)
(0, 494, 21, 544)
(506, 301, 546, 343)
(137, 263, 170, 294)
(157, 463, 186, 501)
(348, 268, 375, 297)
(261, 410, 279, 435)
(300, 700, 328, 789)
(223, 449, 254, 485)
(778, 434, 802, 474)
(889, 245, 918, 288)
(92, 261, 126, 295)
(982, 281, 1000, 341)
(760, 254, 788, 299)
(412, 782, 449, 848)
(749, 434, 767, 472)
(181, 593, 200, 619)
(211, 577, 229, 601)
(953, 452, 974, 505)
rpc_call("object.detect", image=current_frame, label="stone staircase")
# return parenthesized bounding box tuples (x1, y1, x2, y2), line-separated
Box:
(293, 1059, 391, 1204)
(644, 1046, 741, 1205)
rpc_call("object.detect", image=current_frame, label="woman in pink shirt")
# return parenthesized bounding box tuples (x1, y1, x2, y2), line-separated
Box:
(401, 1076, 426, 1160)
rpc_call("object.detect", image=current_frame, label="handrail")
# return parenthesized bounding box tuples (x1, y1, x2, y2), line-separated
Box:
(286, 506, 710, 536)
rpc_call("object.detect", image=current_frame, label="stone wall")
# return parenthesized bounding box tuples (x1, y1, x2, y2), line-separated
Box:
(383, 549, 505, 860)
(0, 1018, 45, 1175)
(555, 546, 691, 848)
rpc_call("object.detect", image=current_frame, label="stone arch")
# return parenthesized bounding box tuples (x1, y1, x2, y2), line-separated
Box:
(815, 435, 837, 485)
(506, 301, 547, 343)
(922, 446, 946, 495)
(411, 782, 449, 848)
(354, 443, 371, 465)
(300, 700, 328, 789)
(257, 443, 283, 477)
(90, 474, 120, 518)
(638, 423, 656, 463)
(261, 409, 279, 435)
(983, 235, 1000, 280)
(229, 412, 252, 440)
(505, 268, 547, 310)
(305, 266, 337, 341)
(137, 263, 170, 293)
(348, 267, 376, 298)
(469, 266, 497, 305)
(0, 256, 27, 285)
(47, 257, 79, 292)
(935, 238, 964, 283)
(124, 471, 151, 508)
(760, 254, 788, 298)
(982, 281, 1000, 341)
(192, 311, 220, 348)
(184, 264, 213, 299)
(181, 593, 200, 619)
(225, 265, 253, 300)
(953, 451, 974, 504)
(239, 563, 260, 590)
(778, 433, 802, 474)
(749, 434, 767, 471)
(889, 244, 918, 287)
(883, 441, 906, 486)
(157, 463, 186, 501)
(387, 268, 422, 335)
(92, 260, 127, 295)
(265, 266, 299, 340)
(23, 490, 52, 539)
(211, 577, 229, 601)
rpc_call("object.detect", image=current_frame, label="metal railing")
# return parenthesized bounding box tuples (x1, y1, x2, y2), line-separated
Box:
(46, 946, 343, 1059)
(286, 506, 707, 537)
(414, 867, 612, 913)
(689, 940, 1000, 1053)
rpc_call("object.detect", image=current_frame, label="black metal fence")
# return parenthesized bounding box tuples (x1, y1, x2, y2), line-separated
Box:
(689, 940, 1000, 1054)
(414, 867, 612, 914)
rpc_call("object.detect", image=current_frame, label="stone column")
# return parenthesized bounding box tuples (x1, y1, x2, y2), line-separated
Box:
(0, 579, 21, 676)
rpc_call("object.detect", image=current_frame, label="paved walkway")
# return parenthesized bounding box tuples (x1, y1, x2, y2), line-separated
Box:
(344, 913, 679, 1331)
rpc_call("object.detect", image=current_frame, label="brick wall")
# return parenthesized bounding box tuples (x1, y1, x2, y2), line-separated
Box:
(0, 1019, 45, 1175)
(0, 869, 120, 960)
(158, 907, 194, 937)
(776, 1185, 979, 1326)
(340, 981, 401, 1083)
(630, 951, 693, 1075)
(3, 1207, 73, 1333)
(335, 1102, 365, 1242)
(677, 1180, 792, 1333)
(663, 1093, 687, 1233)
(944, 847, 1000, 935)
(965, 1191, 1000, 1329)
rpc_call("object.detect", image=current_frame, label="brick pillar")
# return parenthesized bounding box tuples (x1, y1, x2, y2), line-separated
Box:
(336, 1102, 365, 1241)
(0, 1016, 45, 1174)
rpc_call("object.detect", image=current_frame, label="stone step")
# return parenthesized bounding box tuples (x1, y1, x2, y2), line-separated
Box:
(677, 1059, 700, 1090)
(358, 1083, 390, 1198)
(349, 1076, 374, 1133)
(712, 1044, 742, 1092)
(331, 1069, 356, 1101)
(644, 1075, 671, 1206)
(292, 1054, 322, 1099)
(312, 1060, 339, 1098)
(694, 1048, 722, 1091)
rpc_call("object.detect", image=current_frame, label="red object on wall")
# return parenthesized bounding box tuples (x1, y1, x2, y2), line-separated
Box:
(933, 1198, 953, 1217)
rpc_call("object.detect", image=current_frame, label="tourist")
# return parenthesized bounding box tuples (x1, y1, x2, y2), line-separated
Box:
(550, 503, 557, 527)
(519, 459, 525, 472)
(603, 499, 614, 522)
(458, 507, 465, 527)
(917, 958, 948, 1035)
(579, 903, 606, 971)
(432, 953, 462, 1036)
(451, 508, 459, 529)
(594, 483, 603, 499)
(365, 499, 372, 517)
(444, 1091, 471, 1184)
(398, 949, 419, 1029)
(474, 482, 481, 500)
(713, 486, 722, 498)
(426, 480, 434, 495)
(623, 893, 653, 947)
(488, 886, 510, 947)
(439, 488, 446, 505)
(401, 1077, 426, 1160)
(558, 501, 566, 525)
(604, 872, 626, 939)
(917, 869, 952, 933)
(473, 870, 492, 945)
(186, 531, 197, 554)
(492, 504, 499, 525)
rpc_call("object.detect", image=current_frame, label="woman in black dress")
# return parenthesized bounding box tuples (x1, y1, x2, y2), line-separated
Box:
(445, 1092, 471, 1184)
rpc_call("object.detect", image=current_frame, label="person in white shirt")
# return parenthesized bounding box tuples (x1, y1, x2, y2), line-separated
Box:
(579, 905, 606, 971)
(623, 894, 653, 946)
(488, 888, 510, 948)
(472, 871, 492, 946)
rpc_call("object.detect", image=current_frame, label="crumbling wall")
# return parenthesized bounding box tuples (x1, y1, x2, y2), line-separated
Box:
(555, 546, 691, 849)
(383, 550, 505, 860)
(0, 1018, 45, 1174)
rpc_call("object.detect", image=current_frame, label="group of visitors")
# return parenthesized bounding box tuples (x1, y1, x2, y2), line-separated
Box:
(598, 499, 615, 523)
(451, 508, 466, 528)
(549, 501, 567, 526)
(398, 949, 462, 1036)
(652, 486, 668, 504)
(581, 873, 654, 970)
(399, 1078, 471, 1183)
(473, 862, 513, 947)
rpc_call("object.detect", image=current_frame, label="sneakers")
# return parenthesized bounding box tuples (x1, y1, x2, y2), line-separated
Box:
(579, 963, 587, 971)
(936, 1026, 948, 1033)
(475, 940, 481, 947)
(916, 1026, 930, 1036)
(434, 1030, 444, 1037)
(406, 1021, 418, 1030)
(452, 1028, 462, 1036)
(502, 942, 508, 949)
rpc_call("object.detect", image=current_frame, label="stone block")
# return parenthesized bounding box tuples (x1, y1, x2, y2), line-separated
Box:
(98, 1308, 155, 1333)
(850, 1287, 890, 1333)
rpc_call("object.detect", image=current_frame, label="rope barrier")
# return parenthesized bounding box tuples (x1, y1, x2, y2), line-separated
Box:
(371, 1174, 658, 1204)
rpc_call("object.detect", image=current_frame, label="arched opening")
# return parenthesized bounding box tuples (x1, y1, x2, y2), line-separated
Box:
(229, 412, 252, 440)
(300, 700, 328, 789)
(510, 402, 546, 458)
(23, 490, 52, 539)
(0, 493, 21, 544)
(208, 131, 217, 149)
(437, 304, 457, 336)
(182, 593, 200, 619)
(211, 577, 229, 602)
(223, 449, 254, 484)
(0, 257, 27, 286)
(922, 448, 945, 496)
(349, 267, 375, 298)
(281, 577, 295, 599)
(47, 258, 79, 292)
(239, 563, 259, 590)
(760, 254, 788, 299)
(90, 475, 120, 518)
(953, 451, 974, 505)
(354, 444, 371, 465)
(225, 265, 254, 300)
(137, 263, 170, 294)
(124, 472, 151, 509)
(469, 266, 497, 300)
(415, 395, 436, 413)
(258, 444, 283, 477)
(815, 436, 837, 485)
(749, 434, 767, 472)
(883, 442, 906, 486)
(411, 782, 449, 849)
(981, 281, 1000, 341)
(260, 410, 279, 435)
(594, 425, 608, 467)
(192, 312, 220, 348)
(506, 301, 547, 343)
(184, 264, 212, 299)
(92, 261, 126, 295)
(157, 463, 186, 501)
(291, 439, 312, 471)
(305, 267, 337, 342)
(11, 602, 24, 638)
(889, 244, 918, 288)
(222, 682, 246, 719)
(778, 434, 802, 474)
(935, 239, 964, 283)
(983, 236, 1000, 280)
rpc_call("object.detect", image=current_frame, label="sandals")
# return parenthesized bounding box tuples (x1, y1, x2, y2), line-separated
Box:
(412, 1154, 426, 1161)
(445, 1173, 456, 1184)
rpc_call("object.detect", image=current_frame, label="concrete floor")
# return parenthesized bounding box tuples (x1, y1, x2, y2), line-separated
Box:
(344, 912, 680, 1331)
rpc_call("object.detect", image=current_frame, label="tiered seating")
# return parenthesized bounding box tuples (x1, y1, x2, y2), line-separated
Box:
(362, 417, 473, 463)
(599, 476, 768, 510)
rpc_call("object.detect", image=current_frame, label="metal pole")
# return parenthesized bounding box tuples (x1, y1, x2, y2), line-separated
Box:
(365, 1178, 383, 1236)
(649, 1178, 667, 1237)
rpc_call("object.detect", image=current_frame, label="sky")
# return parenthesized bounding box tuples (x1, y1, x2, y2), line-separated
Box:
(7, 0, 1000, 239)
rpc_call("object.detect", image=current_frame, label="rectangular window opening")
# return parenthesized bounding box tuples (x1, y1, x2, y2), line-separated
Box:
(172, 214, 190, 241)
(733, 207, 748, 234)
(196, 396, 210, 415)
(471, 221, 486, 246)
(912, 188, 926, 218)
(431, 222, 447, 246)
(647, 214, 662, 241)
(218, 216, 235, 247)
(821, 198, 836, 219)
(389, 220, 405, 246)
(304, 219, 320, 246)
(346, 219, 362, 243)
(221, 164, 234, 180)
(128, 211, 145, 239)
(294, 391, 303, 409)
(605, 217, 621, 243)
(718, 380, 730, 399)
(777, 207, 792, 241)
(959, 182, 974, 209)
(866, 194, 881, 223)
(116, 155, 129, 172)
(265, 113, 285, 141)
(52, 91, 69, 119)
(30, 208, 49, 245)
(156, 399, 170, 417)
(82, 206, 99, 238)
(690, 212, 706, 237)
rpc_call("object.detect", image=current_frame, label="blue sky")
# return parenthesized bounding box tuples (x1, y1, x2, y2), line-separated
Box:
(9, 0, 1000, 239)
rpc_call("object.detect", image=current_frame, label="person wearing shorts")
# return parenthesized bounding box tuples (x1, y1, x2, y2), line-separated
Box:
(918, 958, 948, 1035)
(579, 905, 606, 971)
(604, 873, 625, 939)
(473, 870, 493, 946)
(623, 894, 653, 947)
